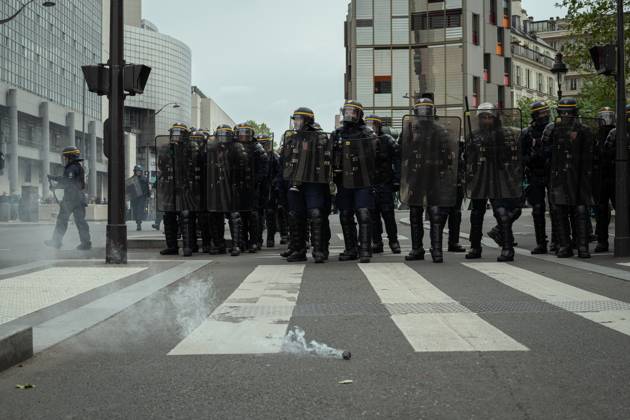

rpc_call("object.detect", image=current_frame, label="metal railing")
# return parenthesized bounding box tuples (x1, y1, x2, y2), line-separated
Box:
(511, 44, 555, 67)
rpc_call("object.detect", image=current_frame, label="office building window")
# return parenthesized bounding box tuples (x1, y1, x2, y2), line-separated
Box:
(548, 77, 555, 95)
(516, 66, 522, 86)
(356, 19, 373, 27)
(526, 69, 531, 89)
(484, 54, 491, 82)
(374, 76, 392, 94)
(570, 78, 578, 91)
(490, 0, 497, 25)
(537, 72, 544, 92)
(472, 14, 480, 45)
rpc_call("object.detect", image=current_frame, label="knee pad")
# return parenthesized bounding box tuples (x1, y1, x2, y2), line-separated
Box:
(340, 210, 355, 225)
(410, 207, 423, 224)
(356, 208, 371, 224)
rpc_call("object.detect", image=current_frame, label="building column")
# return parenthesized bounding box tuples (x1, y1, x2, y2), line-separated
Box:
(40, 102, 50, 199)
(88, 121, 97, 199)
(65, 112, 75, 147)
(7, 90, 18, 195)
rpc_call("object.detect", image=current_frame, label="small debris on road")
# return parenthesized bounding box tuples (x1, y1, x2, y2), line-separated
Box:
(338, 380, 353, 385)
(15, 384, 35, 390)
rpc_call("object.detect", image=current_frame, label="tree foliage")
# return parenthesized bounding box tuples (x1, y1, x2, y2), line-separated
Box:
(245, 120, 273, 136)
(559, 0, 630, 115)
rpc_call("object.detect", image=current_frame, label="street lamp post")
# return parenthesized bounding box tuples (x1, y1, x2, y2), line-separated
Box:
(154, 102, 180, 117)
(105, 0, 127, 264)
(551, 52, 569, 100)
(614, 0, 630, 257)
(0, 1, 55, 25)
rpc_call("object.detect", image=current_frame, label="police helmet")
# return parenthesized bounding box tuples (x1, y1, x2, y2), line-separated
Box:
(62, 146, 81, 160)
(341, 100, 364, 124)
(365, 115, 383, 134)
(598, 107, 616, 127)
(235, 123, 255, 142)
(292, 107, 315, 131)
(557, 97, 579, 117)
(414, 98, 435, 118)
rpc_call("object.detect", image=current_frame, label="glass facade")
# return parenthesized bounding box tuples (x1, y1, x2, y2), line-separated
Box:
(0, 0, 102, 120)
(124, 25, 192, 138)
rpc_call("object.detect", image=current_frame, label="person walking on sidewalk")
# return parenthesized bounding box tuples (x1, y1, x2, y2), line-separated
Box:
(127, 165, 150, 231)
(45, 146, 91, 250)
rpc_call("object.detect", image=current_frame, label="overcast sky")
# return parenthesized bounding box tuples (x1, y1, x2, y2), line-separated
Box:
(142, 1, 567, 136)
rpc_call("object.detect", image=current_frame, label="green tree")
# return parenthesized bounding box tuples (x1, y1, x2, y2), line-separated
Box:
(559, 0, 630, 114)
(245, 120, 273, 136)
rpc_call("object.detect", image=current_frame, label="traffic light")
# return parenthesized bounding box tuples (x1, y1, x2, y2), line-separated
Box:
(82, 64, 110, 96)
(590, 45, 616, 77)
(123, 64, 151, 96)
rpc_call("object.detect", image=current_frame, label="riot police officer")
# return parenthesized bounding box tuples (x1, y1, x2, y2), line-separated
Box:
(542, 98, 594, 258)
(594, 106, 624, 252)
(45, 146, 92, 250)
(256, 135, 280, 248)
(521, 100, 553, 254)
(235, 123, 269, 253)
(127, 165, 151, 231)
(281, 107, 332, 263)
(332, 100, 378, 263)
(399, 99, 461, 263)
(365, 115, 401, 255)
(465, 103, 524, 262)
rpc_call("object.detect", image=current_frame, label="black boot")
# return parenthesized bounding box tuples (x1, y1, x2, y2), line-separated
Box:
(447, 209, 466, 252)
(357, 208, 372, 263)
(280, 212, 294, 258)
(466, 203, 485, 259)
(323, 214, 331, 260)
(208, 213, 226, 255)
(180, 211, 196, 257)
(248, 211, 260, 253)
(308, 208, 325, 263)
(549, 205, 559, 253)
(382, 210, 401, 254)
(198, 213, 212, 254)
(575, 205, 591, 259)
(265, 209, 276, 248)
(531, 204, 548, 254)
(428, 207, 445, 263)
(339, 210, 358, 261)
(495, 207, 515, 262)
(406, 206, 425, 261)
(287, 212, 307, 262)
(160, 212, 179, 255)
(371, 209, 384, 253)
(278, 207, 289, 245)
(229, 212, 242, 256)
(487, 224, 504, 247)
(555, 206, 574, 258)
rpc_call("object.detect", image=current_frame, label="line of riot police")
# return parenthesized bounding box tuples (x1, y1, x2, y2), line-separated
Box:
(154, 96, 622, 263)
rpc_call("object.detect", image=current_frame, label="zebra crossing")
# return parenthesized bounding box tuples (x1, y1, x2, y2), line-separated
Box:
(167, 260, 630, 357)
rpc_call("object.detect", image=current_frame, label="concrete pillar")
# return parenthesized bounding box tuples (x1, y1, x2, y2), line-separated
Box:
(40, 102, 50, 199)
(65, 112, 75, 147)
(7, 90, 18, 195)
(88, 121, 97, 199)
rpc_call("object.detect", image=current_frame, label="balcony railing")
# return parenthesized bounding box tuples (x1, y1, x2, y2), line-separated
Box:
(511, 44, 555, 67)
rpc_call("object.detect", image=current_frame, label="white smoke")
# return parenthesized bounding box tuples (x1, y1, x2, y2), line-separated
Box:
(281, 326, 344, 359)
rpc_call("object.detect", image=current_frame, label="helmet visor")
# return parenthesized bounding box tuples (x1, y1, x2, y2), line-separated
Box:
(342, 106, 361, 123)
(237, 128, 252, 142)
(292, 115, 306, 131)
(599, 111, 615, 126)
(365, 119, 381, 133)
(414, 105, 434, 117)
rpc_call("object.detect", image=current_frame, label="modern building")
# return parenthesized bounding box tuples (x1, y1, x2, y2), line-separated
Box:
(0, 0, 106, 200)
(344, 0, 514, 127)
(528, 16, 583, 97)
(191, 86, 235, 131)
(510, 1, 558, 106)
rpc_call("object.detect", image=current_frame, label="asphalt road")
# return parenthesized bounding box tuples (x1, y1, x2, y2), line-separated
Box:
(1, 211, 630, 419)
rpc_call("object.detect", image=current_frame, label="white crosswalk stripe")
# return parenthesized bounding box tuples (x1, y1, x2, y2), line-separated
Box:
(168, 265, 305, 356)
(358, 263, 528, 352)
(465, 263, 630, 338)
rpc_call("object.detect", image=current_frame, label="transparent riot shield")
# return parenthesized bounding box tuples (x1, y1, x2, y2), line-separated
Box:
(282, 130, 333, 185)
(464, 108, 523, 200)
(227, 141, 255, 212)
(125, 176, 143, 201)
(399, 115, 461, 207)
(206, 136, 232, 212)
(548, 116, 596, 206)
(339, 134, 377, 189)
(173, 136, 205, 212)
(155, 135, 176, 212)
(281, 130, 298, 182)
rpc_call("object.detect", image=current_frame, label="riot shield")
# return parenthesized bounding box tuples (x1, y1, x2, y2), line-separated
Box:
(464, 108, 523, 200)
(206, 137, 232, 212)
(548, 116, 596, 206)
(227, 141, 255, 211)
(155, 135, 176, 212)
(283, 130, 332, 184)
(173, 136, 205, 212)
(281, 130, 298, 182)
(340, 134, 377, 189)
(125, 176, 143, 201)
(399, 115, 461, 207)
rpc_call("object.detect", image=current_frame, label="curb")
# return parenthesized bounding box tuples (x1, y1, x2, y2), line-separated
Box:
(0, 327, 33, 372)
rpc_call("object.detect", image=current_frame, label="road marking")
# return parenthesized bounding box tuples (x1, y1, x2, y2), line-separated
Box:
(0, 266, 147, 326)
(0, 260, 52, 278)
(359, 263, 528, 352)
(34, 261, 208, 352)
(465, 263, 630, 337)
(168, 265, 305, 356)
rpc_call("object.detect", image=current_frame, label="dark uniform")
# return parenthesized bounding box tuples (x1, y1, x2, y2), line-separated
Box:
(464, 103, 524, 262)
(399, 99, 461, 263)
(45, 146, 91, 250)
(332, 100, 377, 263)
(593, 107, 622, 252)
(542, 98, 594, 258)
(521, 101, 553, 254)
(256, 135, 281, 248)
(126, 165, 150, 231)
(235, 123, 269, 253)
(365, 115, 401, 255)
